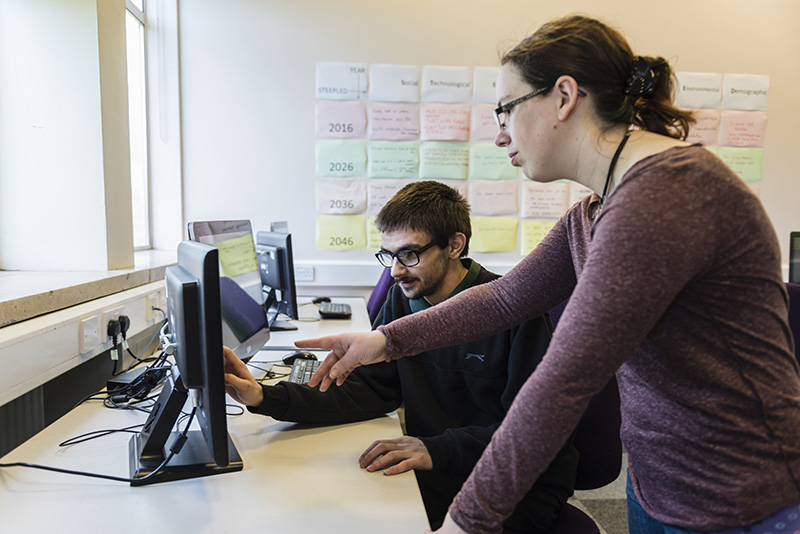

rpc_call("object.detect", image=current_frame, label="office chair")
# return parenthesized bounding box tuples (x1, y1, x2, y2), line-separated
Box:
(785, 282, 800, 363)
(367, 267, 394, 323)
(543, 299, 624, 534)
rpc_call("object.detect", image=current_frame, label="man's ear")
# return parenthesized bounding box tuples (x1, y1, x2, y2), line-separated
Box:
(554, 75, 582, 122)
(448, 233, 467, 259)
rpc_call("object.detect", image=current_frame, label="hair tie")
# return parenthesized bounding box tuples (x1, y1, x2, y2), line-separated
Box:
(625, 56, 658, 97)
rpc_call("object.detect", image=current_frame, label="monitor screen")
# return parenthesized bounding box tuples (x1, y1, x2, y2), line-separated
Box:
(128, 240, 243, 485)
(256, 231, 298, 331)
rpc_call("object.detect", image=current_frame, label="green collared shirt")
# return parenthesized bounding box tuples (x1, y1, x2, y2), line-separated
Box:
(408, 258, 482, 314)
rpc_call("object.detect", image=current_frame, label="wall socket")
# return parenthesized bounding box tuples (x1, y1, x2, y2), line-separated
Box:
(294, 265, 315, 282)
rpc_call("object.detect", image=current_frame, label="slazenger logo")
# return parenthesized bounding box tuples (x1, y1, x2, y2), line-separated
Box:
(465, 353, 485, 362)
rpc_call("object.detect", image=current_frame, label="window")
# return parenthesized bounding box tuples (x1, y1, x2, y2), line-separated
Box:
(126, 0, 150, 249)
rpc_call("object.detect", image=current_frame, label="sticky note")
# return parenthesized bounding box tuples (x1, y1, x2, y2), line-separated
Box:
(316, 215, 367, 251)
(522, 181, 569, 219)
(419, 142, 469, 179)
(472, 66, 500, 104)
(368, 103, 420, 140)
(469, 142, 517, 180)
(315, 178, 368, 214)
(674, 72, 722, 109)
(721, 74, 769, 111)
(717, 147, 763, 183)
(315, 100, 367, 138)
(369, 64, 420, 103)
(471, 104, 499, 141)
(471, 217, 518, 253)
(469, 180, 519, 216)
(685, 109, 721, 146)
(368, 141, 419, 178)
(717, 110, 767, 147)
(367, 216, 382, 251)
(521, 220, 557, 255)
(421, 65, 473, 103)
(368, 179, 409, 215)
(315, 139, 367, 177)
(420, 104, 471, 141)
(316, 61, 368, 101)
(216, 234, 258, 278)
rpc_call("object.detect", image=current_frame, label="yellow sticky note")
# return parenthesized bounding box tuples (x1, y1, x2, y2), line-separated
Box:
(216, 234, 258, 277)
(471, 217, 518, 253)
(316, 215, 367, 251)
(521, 220, 557, 255)
(367, 216, 382, 251)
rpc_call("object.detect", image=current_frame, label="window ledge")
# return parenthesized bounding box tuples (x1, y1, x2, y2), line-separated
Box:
(0, 250, 176, 328)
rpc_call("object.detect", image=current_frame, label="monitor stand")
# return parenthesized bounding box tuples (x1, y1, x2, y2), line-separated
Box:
(267, 305, 298, 331)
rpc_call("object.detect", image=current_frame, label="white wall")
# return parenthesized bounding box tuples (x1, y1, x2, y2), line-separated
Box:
(177, 0, 800, 279)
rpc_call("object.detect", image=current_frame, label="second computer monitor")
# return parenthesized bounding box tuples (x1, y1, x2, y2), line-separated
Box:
(256, 231, 298, 331)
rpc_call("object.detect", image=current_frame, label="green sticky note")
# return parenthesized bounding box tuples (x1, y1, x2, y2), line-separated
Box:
(316, 215, 367, 251)
(521, 220, 557, 255)
(470, 217, 518, 253)
(716, 147, 763, 183)
(469, 142, 517, 180)
(419, 141, 469, 180)
(216, 234, 258, 277)
(315, 139, 367, 177)
(368, 141, 419, 178)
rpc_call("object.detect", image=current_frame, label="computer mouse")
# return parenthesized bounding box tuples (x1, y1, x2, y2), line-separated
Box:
(282, 351, 318, 365)
(312, 296, 331, 304)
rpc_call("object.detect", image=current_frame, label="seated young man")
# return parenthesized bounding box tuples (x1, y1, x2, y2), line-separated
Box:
(223, 181, 578, 532)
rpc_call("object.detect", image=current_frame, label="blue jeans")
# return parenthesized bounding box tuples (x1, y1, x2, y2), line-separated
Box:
(626, 470, 800, 534)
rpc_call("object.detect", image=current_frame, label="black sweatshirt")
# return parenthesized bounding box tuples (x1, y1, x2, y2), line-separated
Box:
(250, 260, 578, 531)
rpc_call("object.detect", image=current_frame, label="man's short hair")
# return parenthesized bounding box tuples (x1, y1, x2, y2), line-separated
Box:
(375, 181, 471, 257)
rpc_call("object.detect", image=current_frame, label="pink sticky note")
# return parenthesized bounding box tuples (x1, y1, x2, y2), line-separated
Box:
(717, 110, 767, 148)
(685, 108, 720, 146)
(420, 104, 471, 141)
(471, 104, 499, 141)
(315, 100, 367, 138)
(368, 103, 420, 140)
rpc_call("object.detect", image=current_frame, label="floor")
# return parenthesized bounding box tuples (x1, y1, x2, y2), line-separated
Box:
(570, 452, 629, 534)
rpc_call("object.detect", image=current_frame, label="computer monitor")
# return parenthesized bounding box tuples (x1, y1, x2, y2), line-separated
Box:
(219, 276, 269, 363)
(128, 240, 243, 485)
(791, 232, 800, 284)
(256, 230, 299, 331)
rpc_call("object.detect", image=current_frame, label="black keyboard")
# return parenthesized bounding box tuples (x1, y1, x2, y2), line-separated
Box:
(319, 301, 352, 319)
(289, 358, 320, 384)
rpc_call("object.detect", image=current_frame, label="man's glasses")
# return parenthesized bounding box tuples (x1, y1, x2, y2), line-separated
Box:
(375, 240, 437, 268)
(493, 85, 550, 129)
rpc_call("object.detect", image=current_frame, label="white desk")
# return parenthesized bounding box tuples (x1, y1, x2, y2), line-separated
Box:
(0, 297, 428, 533)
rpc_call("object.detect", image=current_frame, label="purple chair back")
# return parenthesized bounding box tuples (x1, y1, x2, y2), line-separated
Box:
(367, 268, 394, 323)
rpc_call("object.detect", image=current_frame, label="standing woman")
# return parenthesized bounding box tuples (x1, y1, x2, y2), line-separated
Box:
(300, 15, 800, 534)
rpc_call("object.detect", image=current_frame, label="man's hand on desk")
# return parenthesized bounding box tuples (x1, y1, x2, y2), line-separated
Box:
(359, 436, 433, 475)
(295, 330, 388, 392)
(222, 346, 264, 407)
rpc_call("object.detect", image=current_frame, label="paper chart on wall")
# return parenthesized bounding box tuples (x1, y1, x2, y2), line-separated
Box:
(717, 110, 767, 147)
(471, 217, 518, 253)
(472, 66, 500, 104)
(420, 104, 471, 141)
(716, 147, 763, 183)
(316, 61, 368, 101)
(316, 178, 368, 214)
(368, 63, 421, 103)
(469, 180, 519, 216)
(315, 139, 367, 177)
(368, 141, 419, 178)
(368, 179, 409, 215)
(368, 103, 420, 140)
(316, 215, 367, 251)
(521, 181, 569, 219)
(521, 220, 557, 254)
(421, 65, 473, 103)
(685, 109, 721, 146)
(315, 100, 367, 138)
(674, 72, 722, 109)
(471, 104, 499, 141)
(419, 142, 469, 180)
(721, 74, 769, 111)
(469, 143, 517, 180)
